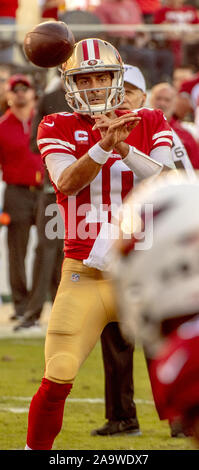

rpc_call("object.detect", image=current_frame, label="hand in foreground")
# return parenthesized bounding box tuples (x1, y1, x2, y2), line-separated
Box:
(92, 113, 141, 150)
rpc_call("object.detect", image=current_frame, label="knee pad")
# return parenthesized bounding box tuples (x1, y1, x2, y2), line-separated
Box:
(45, 352, 79, 384)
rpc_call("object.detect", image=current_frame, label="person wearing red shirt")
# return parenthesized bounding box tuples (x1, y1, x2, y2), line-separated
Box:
(0, 0, 19, 64)
(136, 0, 161, 23)
(94, 0, 143, 39)
(0, 0, 18, 17)
(39, 0, 66, 20)
(0, 74, 44, 320)
(154, 0, 199, 67)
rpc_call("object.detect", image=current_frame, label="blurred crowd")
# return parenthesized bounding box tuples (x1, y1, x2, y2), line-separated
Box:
(1, 0, 199, 328)
(1, 1, 199, 88)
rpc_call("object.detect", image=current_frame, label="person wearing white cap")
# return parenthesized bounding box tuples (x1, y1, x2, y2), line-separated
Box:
(118, 64, 147, 111)
(123, 64, 146, 98)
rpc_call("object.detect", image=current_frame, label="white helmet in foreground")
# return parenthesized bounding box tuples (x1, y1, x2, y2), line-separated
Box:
(111, 171, 199, 356)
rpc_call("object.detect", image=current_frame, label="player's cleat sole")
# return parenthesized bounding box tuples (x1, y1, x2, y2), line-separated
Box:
(91, 418, 142, 436)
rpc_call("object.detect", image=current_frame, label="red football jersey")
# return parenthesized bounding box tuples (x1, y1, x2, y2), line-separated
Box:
(37, 108, 172, 261)
(149, 317, 199, 422)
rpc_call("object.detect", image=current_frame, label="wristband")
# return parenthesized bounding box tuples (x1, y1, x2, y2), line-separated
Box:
(88, 142, 111, 165)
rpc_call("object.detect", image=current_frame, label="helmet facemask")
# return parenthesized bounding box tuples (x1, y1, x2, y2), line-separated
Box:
(61, 39, 125, 115)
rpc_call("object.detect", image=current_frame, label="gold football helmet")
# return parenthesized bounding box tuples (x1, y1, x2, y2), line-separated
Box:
(61, 38, 124, 115)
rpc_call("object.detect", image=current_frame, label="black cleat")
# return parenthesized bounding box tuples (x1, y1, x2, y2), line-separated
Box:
(13, 319, 41, 332)
(91, 418, 141, 436)
(10, 313, 24, 321)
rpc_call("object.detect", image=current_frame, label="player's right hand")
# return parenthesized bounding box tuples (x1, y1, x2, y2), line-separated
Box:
(94, 113, 141, 151)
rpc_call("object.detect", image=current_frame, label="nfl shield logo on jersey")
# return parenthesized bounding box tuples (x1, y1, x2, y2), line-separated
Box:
(71, 273, 80, 282)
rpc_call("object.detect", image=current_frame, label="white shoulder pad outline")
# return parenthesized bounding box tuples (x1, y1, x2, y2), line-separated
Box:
(57, 112, 74, 117)
(132, 107, 155, 113)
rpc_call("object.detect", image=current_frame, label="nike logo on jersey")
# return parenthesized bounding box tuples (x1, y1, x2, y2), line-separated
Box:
(44, 122, 55, 127)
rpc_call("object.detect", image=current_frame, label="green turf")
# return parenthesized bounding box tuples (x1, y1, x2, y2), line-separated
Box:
(0, 337, 196, 450)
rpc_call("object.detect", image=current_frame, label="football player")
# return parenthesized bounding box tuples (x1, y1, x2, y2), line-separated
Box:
(25, 39, 174, 450)
(111, 171, 199, 444)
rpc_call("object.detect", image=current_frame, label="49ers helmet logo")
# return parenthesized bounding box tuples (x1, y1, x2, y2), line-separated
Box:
(88, 59, 98, 66)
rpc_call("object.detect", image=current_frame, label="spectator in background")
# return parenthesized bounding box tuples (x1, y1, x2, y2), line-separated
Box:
(0, 75, 44, 321)
(136, 0, 162, 23)
(94, 0, 143, 39)
(178, 71, 199, 140)
(153, 0, 199, 68)
(179, 71, 199, 114)
(0, 65, 12, 115)
(150, 82, 199, 170)
(172, 66, 195, 123)
(0, 0, 18, 64)
(173, 65, 195, 91)
(39, 0, 66, 20)
(13, 75, 72, 332)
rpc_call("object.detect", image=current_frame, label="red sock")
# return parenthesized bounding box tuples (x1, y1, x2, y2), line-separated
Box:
(27, 377, 72, 450)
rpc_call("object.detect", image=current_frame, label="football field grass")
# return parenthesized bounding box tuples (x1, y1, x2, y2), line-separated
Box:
(0, 335, 196, 451)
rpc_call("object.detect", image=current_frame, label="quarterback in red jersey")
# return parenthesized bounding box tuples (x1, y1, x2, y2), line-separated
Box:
(25, 39, 173, 450)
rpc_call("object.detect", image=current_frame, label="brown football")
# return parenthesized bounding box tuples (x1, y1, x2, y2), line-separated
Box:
(23, 21, 75, 68)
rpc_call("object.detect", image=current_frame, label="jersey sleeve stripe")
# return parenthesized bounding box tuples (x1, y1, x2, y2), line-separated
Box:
(153, 137, 173, 146)
(152, 130, 173, 140)
(39, 144, 74, 155)
(37, 138, 76, 151)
